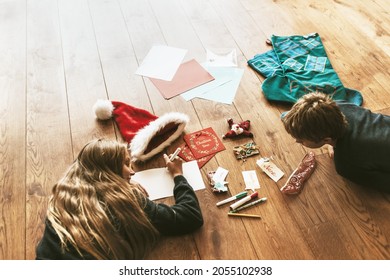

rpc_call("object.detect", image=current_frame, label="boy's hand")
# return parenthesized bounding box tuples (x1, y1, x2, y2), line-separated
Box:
(327, 145, 334, 158)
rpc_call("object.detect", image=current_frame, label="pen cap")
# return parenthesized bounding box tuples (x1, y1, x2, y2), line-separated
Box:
(250, 192, 258, 199)
(236, 191, 248, 199)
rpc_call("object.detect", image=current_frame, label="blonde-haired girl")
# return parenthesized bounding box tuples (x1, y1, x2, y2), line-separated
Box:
(36, 139, 203, 259)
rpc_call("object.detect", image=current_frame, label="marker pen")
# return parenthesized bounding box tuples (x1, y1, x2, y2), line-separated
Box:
(216, 191, 248, 207)
(230, 197, 267, 213)
(169, 148, 181, 161)
(229, 191, 258, 211)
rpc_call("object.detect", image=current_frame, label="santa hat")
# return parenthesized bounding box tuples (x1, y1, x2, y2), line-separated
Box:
(93, 99, 189, 161)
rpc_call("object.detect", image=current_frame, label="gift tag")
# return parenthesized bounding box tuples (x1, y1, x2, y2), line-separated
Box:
(212, 167, 229, 183)
(242, 170, 260, 190)
(209, 167, 229, 193)
(257, 158, 284, 182)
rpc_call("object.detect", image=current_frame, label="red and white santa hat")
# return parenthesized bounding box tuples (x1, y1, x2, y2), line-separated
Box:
(93, 99, 189, 161)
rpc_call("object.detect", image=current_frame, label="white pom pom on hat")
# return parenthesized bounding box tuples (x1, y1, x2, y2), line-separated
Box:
(93, 99, 115, 120)
(93, 99, 189, 162)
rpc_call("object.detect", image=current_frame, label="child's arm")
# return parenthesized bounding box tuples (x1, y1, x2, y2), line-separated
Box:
(142, 153, 203, 235)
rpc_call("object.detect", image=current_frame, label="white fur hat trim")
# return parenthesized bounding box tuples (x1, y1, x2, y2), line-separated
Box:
(130, 112, 189, 161)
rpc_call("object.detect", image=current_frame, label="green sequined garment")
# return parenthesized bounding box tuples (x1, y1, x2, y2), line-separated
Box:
(248, 33, 363, 105)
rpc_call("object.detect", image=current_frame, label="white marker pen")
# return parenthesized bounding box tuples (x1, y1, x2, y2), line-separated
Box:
(229, 191, 258, 211)
(169, 148, 181, 161)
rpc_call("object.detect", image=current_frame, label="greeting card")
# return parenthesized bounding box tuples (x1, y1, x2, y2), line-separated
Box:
(178, 142, 214, 168)
(183, 127, 225, 159)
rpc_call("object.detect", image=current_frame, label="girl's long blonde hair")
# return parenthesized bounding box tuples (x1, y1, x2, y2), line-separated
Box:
(47, 139, 159, 259)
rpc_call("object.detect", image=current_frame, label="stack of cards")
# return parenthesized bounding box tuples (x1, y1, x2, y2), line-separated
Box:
(179, 127, 225, 168)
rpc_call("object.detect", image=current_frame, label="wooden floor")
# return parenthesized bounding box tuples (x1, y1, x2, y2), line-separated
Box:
(1, 0, 389, 260)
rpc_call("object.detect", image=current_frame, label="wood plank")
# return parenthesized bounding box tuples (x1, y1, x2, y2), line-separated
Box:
(88, 0, 152, 111)
(58, 0, 114, 153)
(303, 218, 362, 259)
(0, 0, 26, 260)
(26, 0, 73, 259)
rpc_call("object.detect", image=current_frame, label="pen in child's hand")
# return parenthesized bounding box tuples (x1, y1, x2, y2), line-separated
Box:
(169, 148, 181, 161)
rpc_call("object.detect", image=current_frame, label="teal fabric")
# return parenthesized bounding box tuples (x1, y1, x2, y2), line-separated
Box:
(248, 33, 363, 105)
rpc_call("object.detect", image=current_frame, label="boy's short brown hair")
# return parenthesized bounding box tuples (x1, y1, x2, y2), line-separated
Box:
(282, 92, 348, 142)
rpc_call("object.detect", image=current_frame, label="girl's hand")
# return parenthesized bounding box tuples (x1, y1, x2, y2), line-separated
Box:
(163, 153, 183, 177)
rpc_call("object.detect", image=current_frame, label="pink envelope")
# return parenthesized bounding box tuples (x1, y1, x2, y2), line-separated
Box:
(150, 59, 215, 99)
